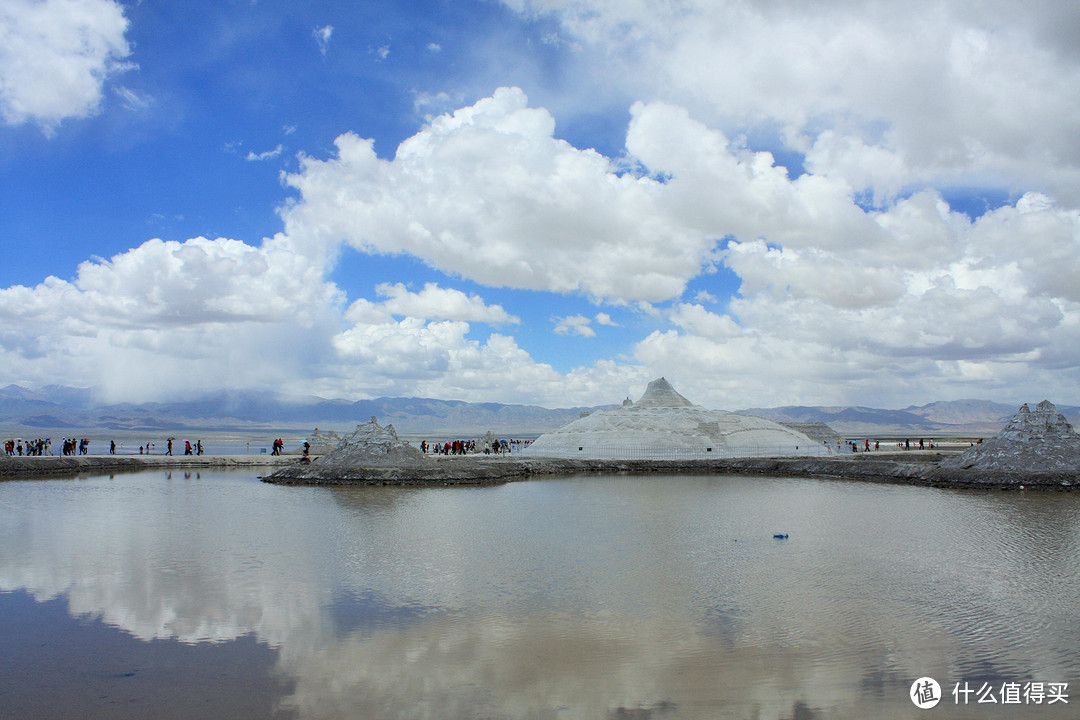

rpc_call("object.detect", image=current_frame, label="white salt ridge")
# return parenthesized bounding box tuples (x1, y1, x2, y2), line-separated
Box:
(523, 378, 830, 459)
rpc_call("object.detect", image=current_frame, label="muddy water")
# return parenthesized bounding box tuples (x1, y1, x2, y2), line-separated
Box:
(1, 471, 1078, 719)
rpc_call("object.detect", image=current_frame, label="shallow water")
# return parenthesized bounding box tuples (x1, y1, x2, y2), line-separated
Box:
(1, 471, 1078, 719)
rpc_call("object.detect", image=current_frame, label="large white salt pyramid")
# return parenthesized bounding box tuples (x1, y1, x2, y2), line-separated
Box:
(523, 377, 830, 459)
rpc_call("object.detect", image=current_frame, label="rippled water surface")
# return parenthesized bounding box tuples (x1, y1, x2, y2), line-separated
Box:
(1, 471, 1078, 719)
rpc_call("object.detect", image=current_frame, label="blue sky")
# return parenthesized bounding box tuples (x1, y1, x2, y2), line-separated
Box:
(2, 0, 1080, 409)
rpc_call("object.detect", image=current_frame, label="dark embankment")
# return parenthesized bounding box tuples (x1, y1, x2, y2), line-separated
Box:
(5, 451, 1073, 490)
(919, 466, 1078, 489)
(0, 454, 293, 479)
(262, 451, 1078, 489)
(260, 451, 1008, 488)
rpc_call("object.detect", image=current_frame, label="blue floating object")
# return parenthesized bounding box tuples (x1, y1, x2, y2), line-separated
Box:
(773, 533, 789, 539)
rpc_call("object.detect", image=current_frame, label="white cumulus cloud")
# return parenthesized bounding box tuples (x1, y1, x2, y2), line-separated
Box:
(501, 0, 1080, 203)
(5, 57, 1080, 410)
(343, 282, 519, 325)
(553, 314, 595, 338)
(637, 190, 1080, 407)
(282, 87, 707, 303)
(0, 0, 131, 133)
(594, 312, 618, 327)
(326, 320, 566, 402)
(273, 86, 1080, 407)
(0, 236, 343, 401)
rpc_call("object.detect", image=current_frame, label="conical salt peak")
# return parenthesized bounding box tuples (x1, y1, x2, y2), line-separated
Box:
(635, 377, 695, 408)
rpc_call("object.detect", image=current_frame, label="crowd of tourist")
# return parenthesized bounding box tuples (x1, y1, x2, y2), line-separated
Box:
(5, 438, 50, 456)
(3, 437, 92, 456)
(4, 433, 537, 458)
(838, 438, 939, 453)
(419, 438, 531, 455)
(3, 437, 207, 456)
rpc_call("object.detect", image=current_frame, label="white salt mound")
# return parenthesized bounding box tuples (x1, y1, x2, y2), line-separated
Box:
(314, 416, 424, 466)
(523, 377, 829, 459)
(306, 428, 342, 455)
(942, 400, 1080, 473)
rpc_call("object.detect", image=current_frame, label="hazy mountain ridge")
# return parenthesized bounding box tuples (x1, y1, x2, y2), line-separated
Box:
(2, 385, 1077, 437)
(739, 399, 1080, 435)
(0, 385, 606, 436)
(902, 399, 1017, 426)
(737, 405, 939, 431)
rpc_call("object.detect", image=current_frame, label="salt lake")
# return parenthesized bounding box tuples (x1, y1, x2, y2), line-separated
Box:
(1, 470, 1078, 719)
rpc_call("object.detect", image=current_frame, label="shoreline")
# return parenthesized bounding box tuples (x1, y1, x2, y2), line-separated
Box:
(3, 451, 1076, 490)
(262, 451, 1078, 491)
(0, 453, 295, 478)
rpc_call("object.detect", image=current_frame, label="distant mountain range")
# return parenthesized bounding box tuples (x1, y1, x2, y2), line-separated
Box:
(0, 384, 607, 437)
(2, 384, 1077, 437)
(737, 399, 1080, 436)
